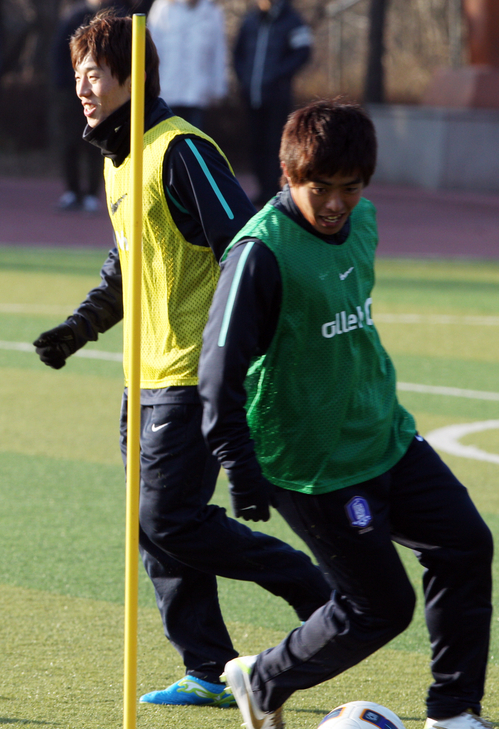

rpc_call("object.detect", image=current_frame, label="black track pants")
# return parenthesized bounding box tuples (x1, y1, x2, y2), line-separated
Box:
(119, 396, 331, 683)
(250, 436, 493, 719)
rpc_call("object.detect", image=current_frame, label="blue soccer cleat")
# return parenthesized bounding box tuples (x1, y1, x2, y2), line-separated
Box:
(139, 675, 236, 707)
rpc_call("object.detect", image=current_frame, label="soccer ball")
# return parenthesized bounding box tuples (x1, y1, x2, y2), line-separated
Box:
(318, 701, 406, 729)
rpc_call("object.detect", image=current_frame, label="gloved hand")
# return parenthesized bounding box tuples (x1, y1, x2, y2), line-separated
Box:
(228, 475, 276, 522)
(33, 323, 78, 369)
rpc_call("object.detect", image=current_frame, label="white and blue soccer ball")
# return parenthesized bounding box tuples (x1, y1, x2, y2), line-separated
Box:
(318, 701, 406, 729)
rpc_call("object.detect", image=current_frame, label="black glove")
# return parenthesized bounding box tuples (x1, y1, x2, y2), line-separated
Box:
(33, 323, 78, 369)
(228, 475, 276, 522)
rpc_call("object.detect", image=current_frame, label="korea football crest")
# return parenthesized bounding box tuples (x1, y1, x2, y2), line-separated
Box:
(345, 496, 372, 529)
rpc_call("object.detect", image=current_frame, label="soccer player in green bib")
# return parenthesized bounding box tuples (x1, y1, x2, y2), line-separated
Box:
(198, 99, 493, 729)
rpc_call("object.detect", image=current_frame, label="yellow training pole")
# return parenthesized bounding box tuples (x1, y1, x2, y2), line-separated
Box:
(124, 14, 146, 729)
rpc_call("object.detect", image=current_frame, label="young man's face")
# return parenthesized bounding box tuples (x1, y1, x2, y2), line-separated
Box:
(283, 165, 364, 236)
(75, 54, 131, 128)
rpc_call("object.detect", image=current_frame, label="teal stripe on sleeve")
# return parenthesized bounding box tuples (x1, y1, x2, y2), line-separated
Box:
(218, 241, 255, 347)
(166, 186, 189, 214)
(185, 138, 235, 220)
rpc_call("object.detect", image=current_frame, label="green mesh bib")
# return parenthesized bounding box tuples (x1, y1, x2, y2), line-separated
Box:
(224, 199, 415, 494)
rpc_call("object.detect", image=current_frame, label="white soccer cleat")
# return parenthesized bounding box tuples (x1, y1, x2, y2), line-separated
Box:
(425, 711, 493, 729)
(221, 656, 284, 729)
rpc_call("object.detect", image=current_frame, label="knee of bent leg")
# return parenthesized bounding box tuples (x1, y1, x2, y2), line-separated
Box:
(454, 515, 494, 569)
(474, 520, 494, 564)
(139, 482, 200, 544)
(395, 582, 416, 633)
(466, 519, 494, 581)
(377, 579, 416, 638)
(139, 490, 177, 542)
(139, 498, 159, 540)
(351, 576, 415, 643)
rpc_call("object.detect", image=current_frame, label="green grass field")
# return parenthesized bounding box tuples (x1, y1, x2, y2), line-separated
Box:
(1, 246, 499, 728)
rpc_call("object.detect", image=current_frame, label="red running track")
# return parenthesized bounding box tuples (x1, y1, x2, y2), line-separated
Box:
(1, 175, 499, 258)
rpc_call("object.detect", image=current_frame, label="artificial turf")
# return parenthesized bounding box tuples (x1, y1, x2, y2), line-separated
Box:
(1, 247, 499, 728)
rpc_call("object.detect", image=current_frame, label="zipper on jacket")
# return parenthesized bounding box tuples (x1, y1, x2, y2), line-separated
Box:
(250, 22, 270, 108)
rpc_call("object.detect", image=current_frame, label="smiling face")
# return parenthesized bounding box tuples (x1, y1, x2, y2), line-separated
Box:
(75, 54, 131, 128)
(282, 164, 363, 236)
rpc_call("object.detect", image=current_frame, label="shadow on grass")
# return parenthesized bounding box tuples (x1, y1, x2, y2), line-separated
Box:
(399, 719, 427, 724)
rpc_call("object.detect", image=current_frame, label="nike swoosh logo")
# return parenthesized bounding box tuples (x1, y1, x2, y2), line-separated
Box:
(111, 193, 127, 215)
(151, 423, 168, 432)
(240, 505, 258, 511)
(339, 266, 354, 280)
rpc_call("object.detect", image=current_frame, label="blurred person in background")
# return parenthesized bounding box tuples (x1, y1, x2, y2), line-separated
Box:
(148, 0, 227, 131)
(233, 0, 312, 207)
(51, 0, 130, 213)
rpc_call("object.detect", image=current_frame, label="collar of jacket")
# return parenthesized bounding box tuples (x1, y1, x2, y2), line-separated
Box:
(83, 96, 174, 167)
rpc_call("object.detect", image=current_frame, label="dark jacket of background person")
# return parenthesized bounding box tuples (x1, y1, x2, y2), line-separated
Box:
(233, 0, 311, 205)
(233, 0, 311, 110)
(51, 0, 131, 211)
(52, 1, 134, 91)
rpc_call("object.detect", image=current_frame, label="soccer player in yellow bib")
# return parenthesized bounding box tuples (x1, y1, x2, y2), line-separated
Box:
(33, 14, 330, 708)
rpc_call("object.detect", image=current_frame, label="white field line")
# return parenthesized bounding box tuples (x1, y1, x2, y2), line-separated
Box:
(426, 421, 499, 465)
(0, 303, 499, 327)
(3, 306, 499, 326)
(374, 313, 499, 327)
(397, 382, 499, 402)
(2, 340, 499, 401)
(3, 339, 499, 463)
(375, 313, 499, 326)
(0, 304, 75, 315)
(0, 340, 122, 362)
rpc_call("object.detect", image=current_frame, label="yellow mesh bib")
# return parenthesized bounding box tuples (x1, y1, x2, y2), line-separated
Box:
(104, 118, 222, 388)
